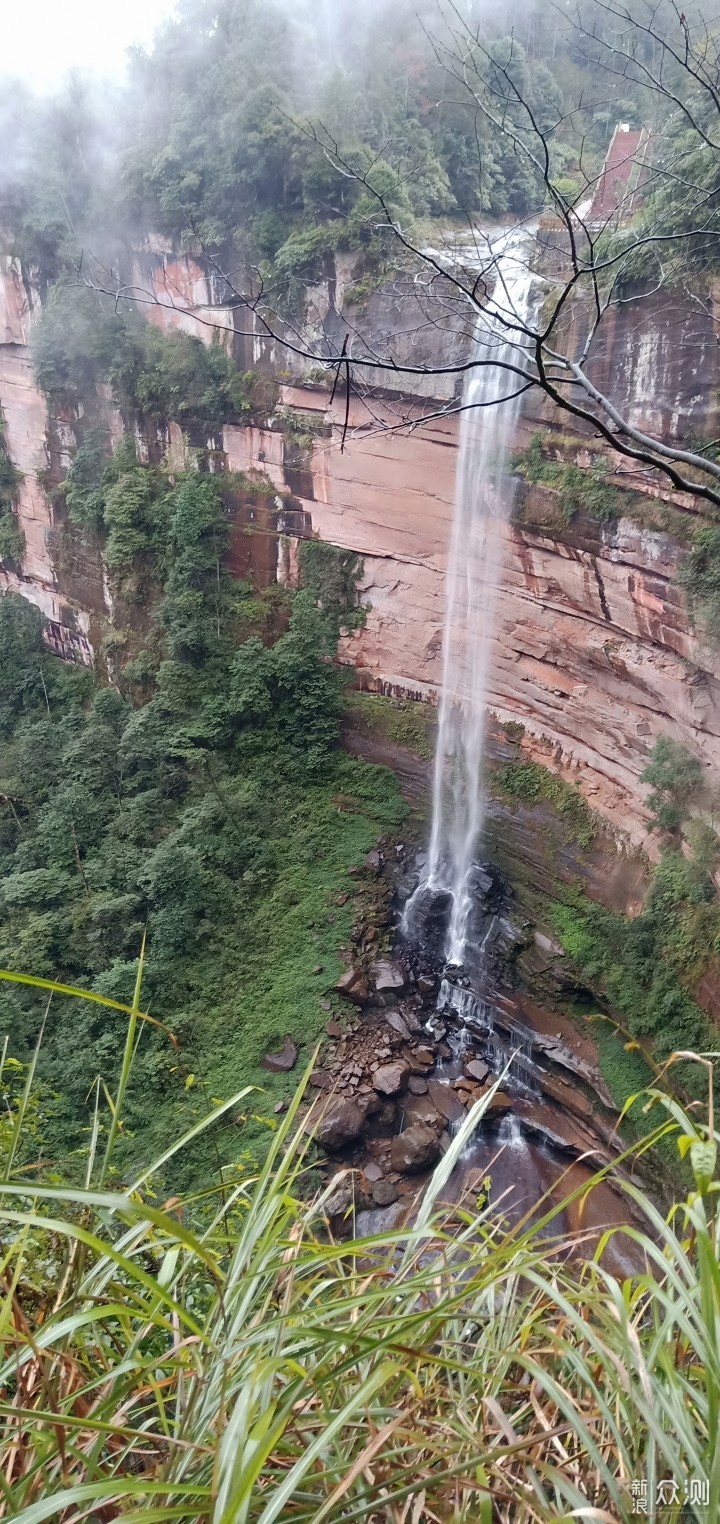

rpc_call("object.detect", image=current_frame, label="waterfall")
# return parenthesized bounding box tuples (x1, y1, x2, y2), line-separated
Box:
(497, 1113, 525, 1151)
(422, 229, 537, 966)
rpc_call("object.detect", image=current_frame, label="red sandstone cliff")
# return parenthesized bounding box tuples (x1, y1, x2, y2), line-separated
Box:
(1, 247, 720, 847)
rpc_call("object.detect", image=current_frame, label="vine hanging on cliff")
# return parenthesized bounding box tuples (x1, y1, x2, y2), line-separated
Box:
(0, 416, 26, 570)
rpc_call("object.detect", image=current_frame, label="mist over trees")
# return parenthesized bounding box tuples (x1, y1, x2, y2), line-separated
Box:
(0, 0, 639, 278)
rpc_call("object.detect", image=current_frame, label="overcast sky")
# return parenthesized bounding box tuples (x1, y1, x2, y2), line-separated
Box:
(2, 0, 179, 90)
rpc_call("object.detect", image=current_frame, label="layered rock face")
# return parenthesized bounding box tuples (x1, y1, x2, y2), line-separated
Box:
(0, 258, 94, 660)
(226, 378, 720, 847)
(2, 246, 720, 846)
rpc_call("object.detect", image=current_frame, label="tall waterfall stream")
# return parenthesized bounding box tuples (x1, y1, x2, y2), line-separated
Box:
(407, 228, 537, 966)
(398, 229, 560, 1214)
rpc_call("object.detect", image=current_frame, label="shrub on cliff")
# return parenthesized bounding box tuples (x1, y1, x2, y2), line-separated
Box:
(33, 284, 250, 428)
(641, 736, 703, 833)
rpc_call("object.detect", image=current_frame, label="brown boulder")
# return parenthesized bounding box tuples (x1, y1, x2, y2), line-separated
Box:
(261, 1037, 298, 1073)
(487, 1089, 513, 1113)
(372, 1179, 400, 1206)
(385, 1011, 411, 1042)
(312, 1098, 366, 1150)
(464, 1058, 490, 1085)
(403, 1045, 435, 1073)
(310, 1068, 332, 1089)
(336, 968, 370, 1003)
(372, 1061, 409, 1097)
(403, 1094, 444, 1131)
(391, 1124, 440, 1175)
(428, 1079, 466, 1124)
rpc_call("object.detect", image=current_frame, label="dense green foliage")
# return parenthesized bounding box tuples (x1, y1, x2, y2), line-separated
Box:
(33, 284, 251, 427)
(0, 0, 636, 307)
(297, 539, 367, 635)
(552, 843, 719, 1093)
(0, 455, 405, 1184)
(641, 735, 704, 832)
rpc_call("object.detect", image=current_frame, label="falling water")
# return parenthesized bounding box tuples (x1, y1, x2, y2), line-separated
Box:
(421, 230, 537, 965)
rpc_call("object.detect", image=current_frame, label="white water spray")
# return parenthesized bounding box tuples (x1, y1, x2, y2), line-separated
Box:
(422, 230, 537, 964)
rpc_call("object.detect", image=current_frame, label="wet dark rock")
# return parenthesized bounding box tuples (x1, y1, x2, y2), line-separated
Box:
(373, 1061, 409, 1096)
(417, 974, 437, 995)
(373, 1179, 400, 1206)
(261, 1037, 298, 1073)
(427, 1079, 466, 1124)
(465, 1058, 490, 1084)
(385, 1010, 411, 1041)
(336, 968, 370, 1003)
(403, 1094, 444, 1131)
(364, 1161, 383, 1183)
(408, 1075, 428, 1095)
(312, 1098, 366, 1150)
(403, 885, 453, 964)
(365, 1100, 397, 1137)
(391, 1123, 440, 1174)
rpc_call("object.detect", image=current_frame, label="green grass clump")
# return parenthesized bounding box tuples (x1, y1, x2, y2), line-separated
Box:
(346, 691, 436, 760)
(679, 524, 720, 643)
(512, 432, 691, 538)
(1, 980, 718, 1522)
(494, 758, 597, 848)
(513, 432, 622, 524)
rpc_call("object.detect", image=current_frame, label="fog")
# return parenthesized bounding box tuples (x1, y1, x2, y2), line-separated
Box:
(2, 0, 179, 90)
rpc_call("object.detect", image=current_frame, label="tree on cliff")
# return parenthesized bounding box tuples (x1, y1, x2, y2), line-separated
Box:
(78, 0, 720, 512)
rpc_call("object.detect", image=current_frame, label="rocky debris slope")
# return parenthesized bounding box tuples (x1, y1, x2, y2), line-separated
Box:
(297, 848, 626, 1235)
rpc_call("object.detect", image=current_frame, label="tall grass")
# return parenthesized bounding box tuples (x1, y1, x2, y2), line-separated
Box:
(0, 969, 718, 1522)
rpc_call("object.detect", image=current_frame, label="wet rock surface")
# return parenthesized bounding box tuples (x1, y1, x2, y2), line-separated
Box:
(391, 1123, 440, 1173)
(304, 842, 649, 1261)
